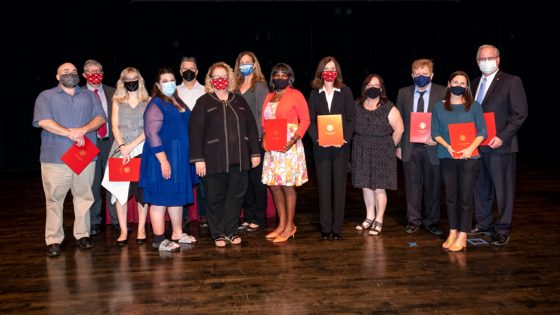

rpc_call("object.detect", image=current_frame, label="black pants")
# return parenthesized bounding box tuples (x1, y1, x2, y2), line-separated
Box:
(242, 147, 267, 226)
(90, 138, 117, 225)
(440, 158, 479, 232)
(203, 165, 248, 239)
(403, 144, 441, 226)
(313, 143, 349, 234)
(474, 151, 516, 235)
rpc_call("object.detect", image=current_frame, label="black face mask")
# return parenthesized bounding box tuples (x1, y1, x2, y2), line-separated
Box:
(124, 80, 139, 92)
(273, 79, 290, 91)
(59, 73, 79, 88)
(366, 87, 381, 99)
(182, 69, 196, 82)
(450, 86, 465, 96)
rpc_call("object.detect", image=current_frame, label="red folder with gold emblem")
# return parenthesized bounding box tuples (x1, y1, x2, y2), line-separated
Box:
(318, 114, 344, 146)
(264, 118, 287, 151)
(410, 112, 432, 143)
(108, 158, 141, 182)
(60, 137, 100, 175)
(480, 112, 495, 146)
(448, 122, 479, 159)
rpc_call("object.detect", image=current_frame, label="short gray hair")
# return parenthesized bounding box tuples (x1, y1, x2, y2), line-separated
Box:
(83, 59, 102, 71)
(476, 44, 500, 60)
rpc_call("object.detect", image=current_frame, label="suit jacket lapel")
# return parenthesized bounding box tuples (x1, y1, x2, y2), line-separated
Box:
(407, 87, 415, 113)
(481, 71, 501, 105)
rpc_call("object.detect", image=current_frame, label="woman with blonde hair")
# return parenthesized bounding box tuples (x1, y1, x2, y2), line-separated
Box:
(109, 67, 150, 245)
(189, 62, 261, 247)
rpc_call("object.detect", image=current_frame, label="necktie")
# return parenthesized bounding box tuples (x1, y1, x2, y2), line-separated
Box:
(476, 77, 487, 104)
(417, 90, 426, 112)
(94, 89, 108, 139)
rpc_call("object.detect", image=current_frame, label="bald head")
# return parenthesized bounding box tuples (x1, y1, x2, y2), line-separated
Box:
(57, 63, 77, 76)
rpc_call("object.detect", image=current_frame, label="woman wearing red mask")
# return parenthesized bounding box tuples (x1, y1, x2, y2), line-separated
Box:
(189, 62, 261, 247)
(307, 56, 355, 240)
(261, 63, 310, 243)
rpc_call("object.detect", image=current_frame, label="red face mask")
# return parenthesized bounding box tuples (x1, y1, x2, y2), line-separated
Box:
(321, 71, 337, 82)
(211, 77, 229, 90)
(85, 73, 103, 85)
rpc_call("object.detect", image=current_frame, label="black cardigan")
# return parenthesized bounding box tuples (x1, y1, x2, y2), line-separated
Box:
(189, 92, 260, 174)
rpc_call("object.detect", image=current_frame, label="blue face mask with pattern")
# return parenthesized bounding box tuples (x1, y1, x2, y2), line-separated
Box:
(413, 75, 431, 88)
(161, 81, 176, 96)
(240, 64, 254, 76)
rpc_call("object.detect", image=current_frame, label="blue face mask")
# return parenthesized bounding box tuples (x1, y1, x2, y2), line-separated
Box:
(161, 81, 176, 96)
(239, 64, 254, 76)
(413, 75, 431, 88)
(449, 86, 465, 96)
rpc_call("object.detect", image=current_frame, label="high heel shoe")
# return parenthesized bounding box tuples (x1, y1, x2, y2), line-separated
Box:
(273, 227, 297, 243)
(136, 237, 146, 244)
(115, 239, 128, 246)
(265, 231, 279, 239)
(448, 239, 467, 252)
(442, 234, 457, 249)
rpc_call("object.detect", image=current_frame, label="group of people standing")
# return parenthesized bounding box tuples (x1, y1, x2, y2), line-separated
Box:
(34, 44, 527, 257)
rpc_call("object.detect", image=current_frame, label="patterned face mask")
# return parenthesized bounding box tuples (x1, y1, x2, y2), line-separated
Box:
(211, 77, 229, 90)
(321, 71, 337, 82)
(85, 72, 103, 85)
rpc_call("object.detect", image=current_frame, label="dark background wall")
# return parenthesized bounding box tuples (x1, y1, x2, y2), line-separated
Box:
(1, 0, 556, 171)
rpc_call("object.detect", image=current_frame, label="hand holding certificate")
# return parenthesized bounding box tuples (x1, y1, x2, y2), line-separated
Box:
(60, 137, 100, 175)
(264, 118, 287, 151)
(448, 122, 479, 159)
(317, 114, 344, 146)
(480, 112, 496, 146)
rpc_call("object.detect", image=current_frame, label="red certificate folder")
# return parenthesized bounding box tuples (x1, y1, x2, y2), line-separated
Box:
(410, 112, 432, 143)
(480, 112, 496, 146)
(109, 158, 141, 182)
(264, 118, 287, 151)
(448, 122, 479, 159)
(317, 114, 344, 146)
(60, 137, 100, 175)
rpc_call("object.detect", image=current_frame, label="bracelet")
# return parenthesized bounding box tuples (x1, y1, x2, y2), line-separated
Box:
(118, 143, 126, 148)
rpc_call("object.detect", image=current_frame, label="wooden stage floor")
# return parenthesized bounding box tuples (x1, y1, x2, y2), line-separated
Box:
(1, 158, 559, 314)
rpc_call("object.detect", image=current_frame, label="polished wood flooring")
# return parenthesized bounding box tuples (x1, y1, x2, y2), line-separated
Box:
(1, 159, 559, 314)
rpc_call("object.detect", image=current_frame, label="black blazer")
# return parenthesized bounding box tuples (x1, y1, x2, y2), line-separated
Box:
(396, 83, 446, 165)
(307, 86, 355, 144)
(81, 85, 115, 142)
(471, 71, 528, 154)
(189, 92, 260, 174)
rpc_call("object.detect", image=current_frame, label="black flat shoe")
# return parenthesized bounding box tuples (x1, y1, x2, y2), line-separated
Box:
(136, 238, 146, 244)
(321, 232, 330, 240)
(115, 239, 128, 246)
(332, 233, 341, 240)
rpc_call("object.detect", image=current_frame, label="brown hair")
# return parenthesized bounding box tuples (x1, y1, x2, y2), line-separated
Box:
(233, 51, 266, 91)
(358, 74, 389, 108)
(443, 70, 474, 111)
(311, 56, 345, 89)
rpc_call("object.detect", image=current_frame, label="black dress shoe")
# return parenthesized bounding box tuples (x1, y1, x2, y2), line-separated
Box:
(468, 227, 493, 236)
(321, 232, 330, 240)
(115, 239, 128, 246)
(90, 224, 101, 236)
(76, 237, 94, 249)
(332, 233, 342, 240)
(490, 234, 510, 246)
(423, 223, 444, 236)
(404, 223, 420, 234)
(47, 243, 61, 257)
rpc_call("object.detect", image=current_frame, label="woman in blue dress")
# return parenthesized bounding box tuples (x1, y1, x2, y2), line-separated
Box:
(140, 67, 196, 252)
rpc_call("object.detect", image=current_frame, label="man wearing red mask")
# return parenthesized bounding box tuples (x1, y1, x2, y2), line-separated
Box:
(82, 59, 117, 236)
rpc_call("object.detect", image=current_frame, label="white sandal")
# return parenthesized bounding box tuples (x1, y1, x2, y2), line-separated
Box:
(174, 233, 197, 244)
(158, 239, 180, 252)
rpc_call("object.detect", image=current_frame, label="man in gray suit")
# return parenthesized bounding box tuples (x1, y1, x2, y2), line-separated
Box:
(82, 59, 117, 235)
(470, 44, 528, 246)
(396, 59, 446, 236)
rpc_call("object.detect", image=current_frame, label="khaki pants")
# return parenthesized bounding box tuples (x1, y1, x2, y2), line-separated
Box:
(41, 162, 95, 245)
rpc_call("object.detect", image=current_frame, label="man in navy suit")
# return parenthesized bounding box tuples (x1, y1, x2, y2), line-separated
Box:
(396, 59, 446, 236)
(470, 45, 528, 245)
(81, 59, 117, 235)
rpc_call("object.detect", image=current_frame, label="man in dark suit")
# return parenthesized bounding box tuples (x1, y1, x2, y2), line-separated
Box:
(470, 45, 528, 246)
(396, 59, 446, 236)
(82, 59, 117, 235)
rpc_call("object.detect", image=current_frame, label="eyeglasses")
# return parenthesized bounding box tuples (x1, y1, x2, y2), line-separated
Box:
(477, 56, 498, 62)
(86, 70, 103, 74)
(211, 75, 228, 80)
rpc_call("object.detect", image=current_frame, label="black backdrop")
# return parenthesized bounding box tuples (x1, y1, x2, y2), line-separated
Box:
(1, 0, 556, 171)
